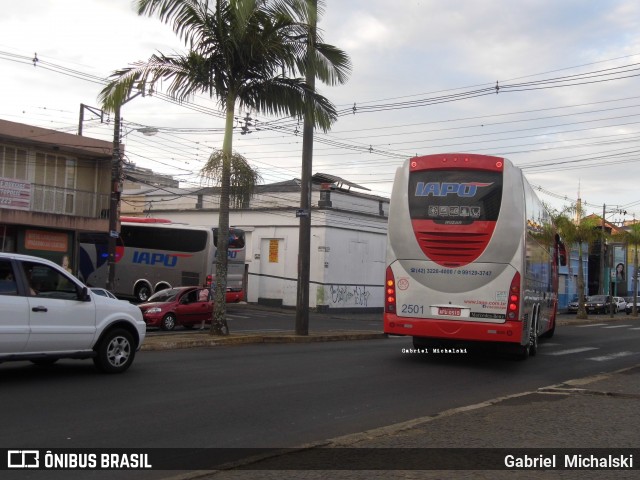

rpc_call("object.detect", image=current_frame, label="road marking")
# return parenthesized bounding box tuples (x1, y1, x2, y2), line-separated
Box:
(588, 351, 636, 362)
(630, 327, 640, 331)
(545, 347, 599, 356)
(602, 324, 633, 329)
(575, 323, 608, 327)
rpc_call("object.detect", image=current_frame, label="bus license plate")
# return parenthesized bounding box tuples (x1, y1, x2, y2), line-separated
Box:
(438, 307, 461, 316)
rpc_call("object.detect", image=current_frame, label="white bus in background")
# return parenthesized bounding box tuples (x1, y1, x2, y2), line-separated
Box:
(78, 217, 246, 303)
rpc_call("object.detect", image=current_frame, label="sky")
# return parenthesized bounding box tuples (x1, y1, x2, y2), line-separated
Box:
(1, 0, 640, 223)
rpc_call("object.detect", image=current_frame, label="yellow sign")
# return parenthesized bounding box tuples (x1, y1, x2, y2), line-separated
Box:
(269, 239, 279, 263)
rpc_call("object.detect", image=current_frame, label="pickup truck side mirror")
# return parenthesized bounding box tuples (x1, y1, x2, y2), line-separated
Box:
(79, 286, 91, 302)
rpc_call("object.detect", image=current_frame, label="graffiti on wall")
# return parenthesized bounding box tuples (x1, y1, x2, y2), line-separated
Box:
(329, 284, 371, 307)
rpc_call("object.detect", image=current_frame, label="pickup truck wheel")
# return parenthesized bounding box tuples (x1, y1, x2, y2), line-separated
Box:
(93, 329, 135, 374)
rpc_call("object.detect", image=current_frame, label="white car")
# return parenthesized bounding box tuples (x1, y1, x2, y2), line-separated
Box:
(612, 296, 627, 313)
(90, 287, 118, 299)
(0, 252, 146, 373)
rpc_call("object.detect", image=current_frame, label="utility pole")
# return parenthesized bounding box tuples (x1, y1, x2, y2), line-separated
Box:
(599, 204, 605, 295)
(78, 104, 104, 136)
(103, 88, 146, 292)
(295, 0, 317, 336)
(106, 102, 122, 292)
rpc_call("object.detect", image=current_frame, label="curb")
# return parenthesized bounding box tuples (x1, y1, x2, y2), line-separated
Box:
(141, 332, 387, 351)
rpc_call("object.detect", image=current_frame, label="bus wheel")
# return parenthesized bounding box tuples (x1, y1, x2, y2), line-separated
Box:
(541, 320, 555, 338)
(161, 313, 176, 331)
(135, 284, 151, 303)
(529, 319, 538, 356)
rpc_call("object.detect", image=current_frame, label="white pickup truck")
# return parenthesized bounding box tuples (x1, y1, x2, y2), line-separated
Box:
(0, 252, 146, 373)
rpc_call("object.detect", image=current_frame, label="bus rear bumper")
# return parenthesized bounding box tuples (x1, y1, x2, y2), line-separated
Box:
(384, 314, 525, 344)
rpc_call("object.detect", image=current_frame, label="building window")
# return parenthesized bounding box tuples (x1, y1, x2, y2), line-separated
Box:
(0, 145, 28, 180)
(33, 152, 77, 214)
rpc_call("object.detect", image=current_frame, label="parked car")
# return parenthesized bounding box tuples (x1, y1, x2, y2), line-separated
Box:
(584, 295, 613, 314)
(138, 286, 214, 330)
(624, 297, 638, 314)
(612, 296, 627, 313)
(90, 287, 118, 299)
(567, 296, 580, 314)
(0, 252, 146, 373)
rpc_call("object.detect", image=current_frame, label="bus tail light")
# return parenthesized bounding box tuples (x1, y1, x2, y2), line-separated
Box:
(507, 271, 521, 320)
(205, 275, 213, 286)
(385, 267, 396, 313)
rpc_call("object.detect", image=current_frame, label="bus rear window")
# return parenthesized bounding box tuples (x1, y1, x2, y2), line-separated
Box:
(408, 169, 503, 224)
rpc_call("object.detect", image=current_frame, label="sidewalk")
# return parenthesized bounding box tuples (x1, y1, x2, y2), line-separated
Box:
(183, 365, 640, 480)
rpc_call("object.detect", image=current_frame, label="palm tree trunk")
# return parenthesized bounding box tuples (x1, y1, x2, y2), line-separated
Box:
(577, 243, 588, 319)
(210, 94, 235, 336)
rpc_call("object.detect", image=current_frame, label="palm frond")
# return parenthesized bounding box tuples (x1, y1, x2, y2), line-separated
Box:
(200, 150, 262, 208)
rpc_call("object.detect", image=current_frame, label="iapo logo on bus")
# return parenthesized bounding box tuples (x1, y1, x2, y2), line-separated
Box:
(132, 251, 192, 267)
(415, 182, 493, 197)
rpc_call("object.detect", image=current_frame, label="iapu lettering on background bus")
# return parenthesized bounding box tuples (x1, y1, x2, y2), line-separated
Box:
(214, 250, 238, 259)
(132, 251, 192, 267)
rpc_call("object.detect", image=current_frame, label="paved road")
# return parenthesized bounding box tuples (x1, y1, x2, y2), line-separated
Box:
(2, 311, 639, 480)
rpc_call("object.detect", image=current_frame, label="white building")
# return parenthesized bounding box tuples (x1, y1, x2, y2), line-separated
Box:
(122, 173, 389, 312)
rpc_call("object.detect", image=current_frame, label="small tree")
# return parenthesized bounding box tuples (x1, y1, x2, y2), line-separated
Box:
(555, 212, 602, 319)
(200, 151, 261, 334)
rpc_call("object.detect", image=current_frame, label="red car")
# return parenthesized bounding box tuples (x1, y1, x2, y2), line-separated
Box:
(139, 286, 213, 330)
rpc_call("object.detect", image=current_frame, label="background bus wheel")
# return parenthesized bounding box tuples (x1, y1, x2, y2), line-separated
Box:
(161, 313, 176, 331)
(135, 284, 151, 302)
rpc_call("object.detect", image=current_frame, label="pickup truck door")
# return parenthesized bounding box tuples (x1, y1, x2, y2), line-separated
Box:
(0, 259, 29, 354)
(23, 261, 96, 353)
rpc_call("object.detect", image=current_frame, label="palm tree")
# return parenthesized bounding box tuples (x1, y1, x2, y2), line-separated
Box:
(555, 212, 602, 319)
(99, 0, 350, 335)
(612, 222, 640, 316)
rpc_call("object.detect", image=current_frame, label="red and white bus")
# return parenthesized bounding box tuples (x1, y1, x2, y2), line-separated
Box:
(384, 153, 566, 358)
